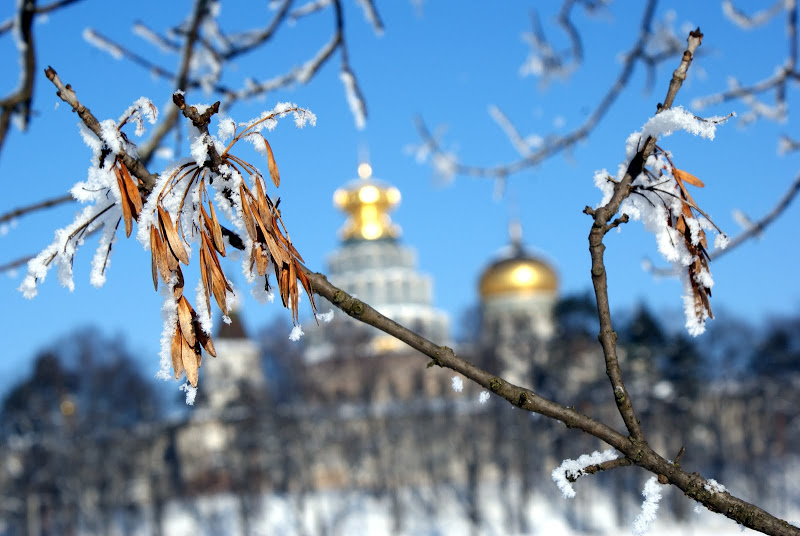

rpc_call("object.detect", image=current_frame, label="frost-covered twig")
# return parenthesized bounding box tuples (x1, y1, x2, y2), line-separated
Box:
(694, 1, 797, 126)
(552, 449, 620, 499)
(722, 0, 785, 30)
(0, 0, 36, 161)
(82, 0, 370, 158)
(44, 67, 158, 190)
(412, 0, 691, 182)
(587, 29, 705, 447)
(0, 0, 83, 159)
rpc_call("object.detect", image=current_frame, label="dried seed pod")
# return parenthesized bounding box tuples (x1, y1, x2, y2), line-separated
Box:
(171, 324, 184, 380)
(177, 295, 196, 347)
(158, 206, 189, 265)
(262, 135, 280, 187)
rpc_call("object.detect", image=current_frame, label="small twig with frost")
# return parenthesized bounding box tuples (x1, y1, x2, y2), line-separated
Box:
(551, 449, 620, 499)
(412, 0, 695, 182)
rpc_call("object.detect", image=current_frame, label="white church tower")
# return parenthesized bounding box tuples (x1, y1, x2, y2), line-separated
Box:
(304, 163, 449, 362)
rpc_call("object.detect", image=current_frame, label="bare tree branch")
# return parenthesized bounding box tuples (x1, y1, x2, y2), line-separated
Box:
(415, 0, 665, 180)
(0, 0, 36, 161)
(0, 0, 83, 160)
(0, 193, 73, 224)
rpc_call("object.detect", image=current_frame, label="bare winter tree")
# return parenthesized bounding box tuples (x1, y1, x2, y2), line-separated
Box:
(2, 1, 800, 535)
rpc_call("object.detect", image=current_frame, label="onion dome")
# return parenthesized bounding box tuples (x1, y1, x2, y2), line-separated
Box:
(479, 222, 558, 299)
(333, 163, 402, 242)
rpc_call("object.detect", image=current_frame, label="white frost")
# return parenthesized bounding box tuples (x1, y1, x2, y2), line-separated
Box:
(451, 376, 463, 392)
(340, 69, 366, 130)
(632, 476, 663, 536)
(704, 478, 727, 494)
(316, 309, 335, 323)
(551, 449, 619, 499)
(83, 28, 123, 60)
(289, 325, 304, 341)
(179, 382, 198, 405)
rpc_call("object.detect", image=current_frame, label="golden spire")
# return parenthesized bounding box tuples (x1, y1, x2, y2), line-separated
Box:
(333, 163, 402, 241)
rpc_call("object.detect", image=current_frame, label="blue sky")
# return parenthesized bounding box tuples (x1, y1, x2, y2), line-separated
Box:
(1, 1, 798, 395)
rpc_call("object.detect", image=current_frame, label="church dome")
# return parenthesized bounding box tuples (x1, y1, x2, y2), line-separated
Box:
(333, 163, 401, 242)
(478, 224, 558, 299)
(479, 255, 558, 298)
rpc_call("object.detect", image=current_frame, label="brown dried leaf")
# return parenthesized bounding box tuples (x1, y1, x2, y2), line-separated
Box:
(262, 228, 290, 268)
(263, 136, 280, 187)
(254, 244, 268, 276)
(172, 265, 184, 299)
(296, 265, 317, 317)
(278, 263, 290, 308)
(673, 167, 705, 188)
(211, 266, 229, 315)
(157, 206, 189, 265)
(201, 232, 228, 290)
(199, 244, 212, 314)
(116, 172, 133, 238)
(207, 201, 226, 256)
(195, 319, 217, 357)
(119, 162, 142, 214)
(177, 295, 196, 347)
(675, 215, 686, 234)
(289, 260, 299, 323)
(239, 184, 258, 241)
(254, 177, 274, 231)
(150, 225, 172, 283)
(171, 324, 184, 380)
(150, 226, 160, 291)
(181, 336, 199, 387)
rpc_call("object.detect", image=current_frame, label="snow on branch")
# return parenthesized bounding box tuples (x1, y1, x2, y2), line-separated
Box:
(722, 0, 785, 29)
(551, 449, 620, 499)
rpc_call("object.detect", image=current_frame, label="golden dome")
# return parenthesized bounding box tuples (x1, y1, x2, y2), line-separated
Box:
(334, 163, 402, 241)
(479, 255, 558, 298)
(479, 222, 558, 299)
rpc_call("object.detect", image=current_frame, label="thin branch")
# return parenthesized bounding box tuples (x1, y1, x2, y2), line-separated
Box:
(139, 0, 210, 165)
(0, 255, 34, 273)
(415, 0, 661, 180)
(695, 1, 798, 125)
(45, 67, 157, 190)
(716, 172, 800, 258)
(0, 0, 36, 161)
(587, 28, 703, 444)
(0, 0, 82, 36)
(300, 265, 800, 536)
(0, 194, 74, 224)
(567, 457, 633, 482)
